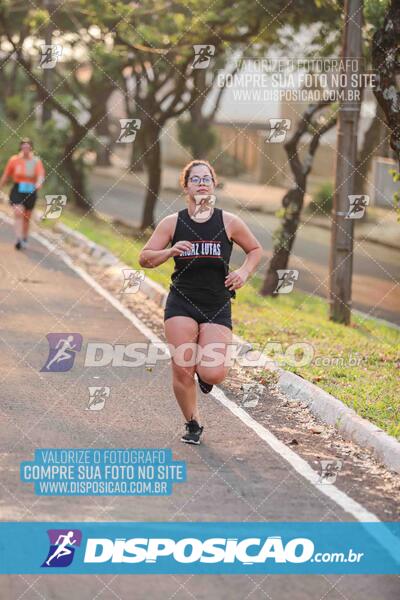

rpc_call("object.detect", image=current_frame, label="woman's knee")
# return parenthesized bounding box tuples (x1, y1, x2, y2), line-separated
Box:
(196, 365, 227, 385)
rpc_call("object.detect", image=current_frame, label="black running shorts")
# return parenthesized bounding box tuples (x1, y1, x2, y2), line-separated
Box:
(164, 290, 232, 330)
(10, 183, 37, 210)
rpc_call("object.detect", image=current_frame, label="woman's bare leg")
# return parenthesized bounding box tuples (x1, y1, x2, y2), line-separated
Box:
(164, 316, 200, 422)
(22, 208, 32, 239)
(196, 323, 232, 385)
(13, 205, 24, 240)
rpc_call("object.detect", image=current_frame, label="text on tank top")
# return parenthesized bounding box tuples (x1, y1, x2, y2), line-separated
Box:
(170, 207, 235, 305)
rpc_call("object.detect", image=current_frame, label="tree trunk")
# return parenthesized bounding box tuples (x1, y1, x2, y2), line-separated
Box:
(95, 111, 112, 167)
(129, 130, 145, 172)
(261, 186, 305, 295)
(354, 102, 387, 194)
(140, 125, 161, 230)
(64, 153, 90, 210)
(261, 102, 337, 296)
(372, 0, 400, 166)
(64, 130, 92, 210)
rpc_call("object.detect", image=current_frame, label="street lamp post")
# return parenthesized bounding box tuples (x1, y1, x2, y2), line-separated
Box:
(329, 0, 363, 325)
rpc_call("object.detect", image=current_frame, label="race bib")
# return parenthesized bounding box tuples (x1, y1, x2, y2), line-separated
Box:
(18, 182, 36, 193)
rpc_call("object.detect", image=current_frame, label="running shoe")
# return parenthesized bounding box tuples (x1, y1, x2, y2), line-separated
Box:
(21, 238, 28, 249)
(181, 419, 204, 445)
(196, 372, 213, 394)
(15, 240, 22, 250)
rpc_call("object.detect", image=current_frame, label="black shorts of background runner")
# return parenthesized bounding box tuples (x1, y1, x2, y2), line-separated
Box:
(164, 289, 232, 330)
(9, 183, 37, 211)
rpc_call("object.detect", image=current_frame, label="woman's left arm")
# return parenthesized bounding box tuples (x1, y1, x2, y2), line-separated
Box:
(35, 158, 45, 190)
(225, 215, 263, 292)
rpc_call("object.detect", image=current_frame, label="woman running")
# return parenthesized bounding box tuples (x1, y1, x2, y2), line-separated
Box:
(139, 160, 262, 445)
(0, 138, 45, 250)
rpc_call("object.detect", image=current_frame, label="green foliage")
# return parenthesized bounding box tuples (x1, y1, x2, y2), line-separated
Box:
(211, 151, 246, 177)
(4, 95, 32, 122)
(389, 168, 400, 222)
(364, 0, 390, 29)
(35, 120, 72, 196)
(177, 119, 217, 159)
(308, 181, 334, 216)
(24, 8, 49, 30)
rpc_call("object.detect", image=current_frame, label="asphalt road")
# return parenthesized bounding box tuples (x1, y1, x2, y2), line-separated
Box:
(89, 174, 400, 325)
(0, 219, 398, 599)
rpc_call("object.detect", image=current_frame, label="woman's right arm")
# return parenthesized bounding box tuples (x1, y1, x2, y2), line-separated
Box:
(138, 215, 193, 268)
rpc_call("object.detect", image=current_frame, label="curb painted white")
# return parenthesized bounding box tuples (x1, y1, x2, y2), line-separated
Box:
(277, 371, 400, 474)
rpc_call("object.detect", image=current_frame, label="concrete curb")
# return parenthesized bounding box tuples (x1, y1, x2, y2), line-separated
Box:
(278, 371, 400, 474)
(41, 217, 400, 474)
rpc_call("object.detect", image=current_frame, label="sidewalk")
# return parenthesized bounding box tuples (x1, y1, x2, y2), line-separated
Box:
(94, 164, 400, 250)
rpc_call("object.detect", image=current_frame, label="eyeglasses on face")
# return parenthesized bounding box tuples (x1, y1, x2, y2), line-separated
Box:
(189, 175, 213, 185)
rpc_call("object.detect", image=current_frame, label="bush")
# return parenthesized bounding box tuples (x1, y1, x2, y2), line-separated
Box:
(177, 119, 217, 159)
(212, 151, 246, 177)
(308, 181, 334, 216)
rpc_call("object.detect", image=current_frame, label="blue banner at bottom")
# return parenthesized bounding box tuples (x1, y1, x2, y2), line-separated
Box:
(0, 522, 398, 574)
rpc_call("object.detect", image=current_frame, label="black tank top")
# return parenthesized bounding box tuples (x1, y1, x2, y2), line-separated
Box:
(170, 207, 236, 305)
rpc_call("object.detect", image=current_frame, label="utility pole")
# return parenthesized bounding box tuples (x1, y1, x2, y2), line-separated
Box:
(329, 0, 363, 324)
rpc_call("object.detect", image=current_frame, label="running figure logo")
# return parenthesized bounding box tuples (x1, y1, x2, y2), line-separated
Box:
(318, 460, 343, 484)
(119, 269, 145, 294)
(116, 119, 141, 143)
(345, 195, 369, 219)
(266, 119, 291, 143)
(86, 386, 110, 410)
(240, 383, 265, 408)
(41, 195, 67, 220)
(41, 529, 82, 568)
(41, 333, 83, 372)
(274, 269, 299, 294)
(192, 194, 216, 223)
(39, 44, 63, 69)
(192, 45, 215, 69)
